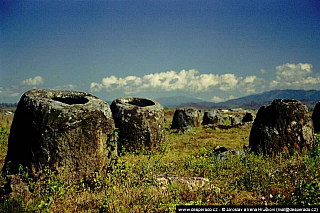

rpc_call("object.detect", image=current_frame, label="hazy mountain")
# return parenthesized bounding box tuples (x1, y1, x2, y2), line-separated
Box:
(222, 89, 320, 106)
(2, 90, 319, 110)
(163, 90, 320, 109)
(216, 89, 320, 109)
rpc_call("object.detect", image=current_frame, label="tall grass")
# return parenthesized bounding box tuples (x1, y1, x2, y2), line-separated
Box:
(0, 111, 319, 212)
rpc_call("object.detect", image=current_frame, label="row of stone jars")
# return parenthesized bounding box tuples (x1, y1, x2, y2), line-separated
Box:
(3, 88, 320, 179)
(3, 89, 165, 179)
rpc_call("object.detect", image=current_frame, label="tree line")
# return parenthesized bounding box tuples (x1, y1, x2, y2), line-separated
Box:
(0, 103, 18, 108)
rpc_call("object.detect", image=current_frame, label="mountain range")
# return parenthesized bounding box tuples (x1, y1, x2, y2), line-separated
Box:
(3, 89, 318, 110)
(155, 89, 320, 110)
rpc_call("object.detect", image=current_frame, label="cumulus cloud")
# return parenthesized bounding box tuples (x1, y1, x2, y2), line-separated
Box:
(21, 76, 44, 86)
(211, 96, 225, 103)
(275, 63, 312, 81)
(269, 63, 320, 89)
(211, 95, 237, 103)
(238, 75, 265, 95)
(90, 63, 318, 99)
(90, 82, 103, 92)
(243, 76, 256, 84)
(218, 74, 238, 91)
(143, 70, 191, 91)
(90, 69, 245, 94)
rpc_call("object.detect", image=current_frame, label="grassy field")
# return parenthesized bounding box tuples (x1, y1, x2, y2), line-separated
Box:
(0, 109, 320, 212)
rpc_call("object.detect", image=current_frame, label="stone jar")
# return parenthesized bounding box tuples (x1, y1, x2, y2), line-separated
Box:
(242, 112, 255, 123)
(171, 108, 202, 130)
(249, 99, 314, 156)
(229, 114, 243, 126)
(110, 97, 165, 152)
(202, 110, 224, 126)
(3, 89, 116, 179)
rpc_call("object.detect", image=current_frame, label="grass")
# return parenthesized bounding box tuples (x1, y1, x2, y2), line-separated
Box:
(0, 109, 320, 212)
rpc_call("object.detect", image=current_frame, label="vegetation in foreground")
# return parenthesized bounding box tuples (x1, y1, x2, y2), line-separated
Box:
(0, 109, 319, 212)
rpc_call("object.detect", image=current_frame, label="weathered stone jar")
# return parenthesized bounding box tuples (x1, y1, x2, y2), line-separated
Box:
(229, 114, 243, 127)
(242, 112, 255, 123)
(110, 97, 165, 152)
(3, 89, 116, 178)
(171, 108, 202, 130)
(202, 110, 224, 126)
(249, 99, 314, 156)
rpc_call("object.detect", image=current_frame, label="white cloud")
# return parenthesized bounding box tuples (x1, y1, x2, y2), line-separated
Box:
(303, 77, 320, 84)
(218, 74, 239, 91)
(211, 96, 225, 103)
(98, 75, 143, 93)
(89, 63, 319, 99)
(90, 82, 103, 92)
(243, 76, 256, 84)
(275, 63, 312, 81)
(90, 69, 244, 94)
(238, 75, 265, 95)
(211, 95, 237, 103)
(101, 75, 118, 88)
(197, 73, 219, 89)
(21, 76, 44, 86)
(270, 63, 320, 89)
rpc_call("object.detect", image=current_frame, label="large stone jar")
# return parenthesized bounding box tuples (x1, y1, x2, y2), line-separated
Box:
(249, 99, 314, 156)
(3, 89, 116, 178)
(171, 108, 202, 130)
(110, 97, 165, 152)
(202, 110, 224, 126)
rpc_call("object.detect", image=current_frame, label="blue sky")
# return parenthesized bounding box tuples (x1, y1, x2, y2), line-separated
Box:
(1, 0, 320, 103)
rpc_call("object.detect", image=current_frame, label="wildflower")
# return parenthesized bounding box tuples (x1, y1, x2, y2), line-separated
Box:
(269, 194, 273, 199)
(260, 196, 265, 201)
